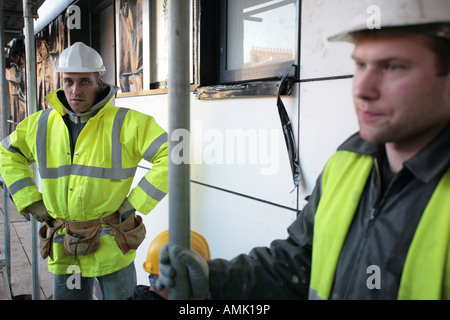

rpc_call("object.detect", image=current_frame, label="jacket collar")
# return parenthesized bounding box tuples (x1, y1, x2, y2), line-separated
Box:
(45, 83, 119, 123)
(338, 124, 450, 183)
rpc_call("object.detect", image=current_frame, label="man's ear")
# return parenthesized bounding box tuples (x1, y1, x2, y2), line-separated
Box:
(97, 78, 103, 92)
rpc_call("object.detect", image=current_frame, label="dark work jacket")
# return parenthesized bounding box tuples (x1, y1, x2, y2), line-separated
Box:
(208, 124, 450, 300)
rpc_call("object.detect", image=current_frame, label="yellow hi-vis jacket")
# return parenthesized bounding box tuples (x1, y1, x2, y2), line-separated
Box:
(0, 85, 168, 277)
(310, 151, 450, 300)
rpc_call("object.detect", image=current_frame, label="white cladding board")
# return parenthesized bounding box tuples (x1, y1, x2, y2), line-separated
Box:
(189, 182, 297, 260)
(115, 93, 299, 210)
(300, 0, 358, 80)
(190, 94, 299, 210)
(299, 78, 358, 194)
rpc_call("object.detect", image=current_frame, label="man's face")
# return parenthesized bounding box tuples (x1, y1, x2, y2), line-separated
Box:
(62, 72, 102, 114)
(352, 31, 450, 147)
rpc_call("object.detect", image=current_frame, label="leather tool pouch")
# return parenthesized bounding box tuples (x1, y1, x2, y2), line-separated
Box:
(63, 221, 101, 256)
(38, 220, 63, 260)
(109, 213, 146, 254)
(39, 212, 145, 257)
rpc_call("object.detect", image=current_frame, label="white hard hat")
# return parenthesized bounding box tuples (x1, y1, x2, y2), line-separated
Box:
(56, 42, 106, 75)
(329, 0, 450, 42)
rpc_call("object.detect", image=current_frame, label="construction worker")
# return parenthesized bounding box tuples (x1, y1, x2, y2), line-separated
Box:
(133, 230, 210, 300)
(0, 42, 168, 300)
(157, 0, 450, 300)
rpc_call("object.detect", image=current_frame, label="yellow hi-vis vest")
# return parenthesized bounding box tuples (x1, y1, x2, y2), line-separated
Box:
(309, 151, 450, 300)
(0, 88, 168, 277)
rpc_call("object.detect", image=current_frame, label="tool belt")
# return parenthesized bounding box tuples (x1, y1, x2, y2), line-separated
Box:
(38, 212, 146, 260)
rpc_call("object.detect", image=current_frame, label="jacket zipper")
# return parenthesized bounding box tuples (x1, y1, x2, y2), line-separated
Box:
(369, 157, 400, 223)
(344, 158, 400, 298)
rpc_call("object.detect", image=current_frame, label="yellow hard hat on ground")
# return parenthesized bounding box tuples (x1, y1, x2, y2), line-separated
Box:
(143, 230, 211, 275)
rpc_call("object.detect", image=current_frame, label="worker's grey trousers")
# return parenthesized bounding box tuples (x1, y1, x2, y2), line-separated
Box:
(52, 262, 136, 300)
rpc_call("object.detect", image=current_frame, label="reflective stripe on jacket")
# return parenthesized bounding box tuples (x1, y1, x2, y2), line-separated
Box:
(0, 85, 168, 276)
(310, 151, 450, 300)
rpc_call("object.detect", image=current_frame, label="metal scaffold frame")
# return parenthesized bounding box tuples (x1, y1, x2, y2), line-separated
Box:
(23, 0, 40, 300)
(168, 0, 191, 300)
(0, 0, 13, 300)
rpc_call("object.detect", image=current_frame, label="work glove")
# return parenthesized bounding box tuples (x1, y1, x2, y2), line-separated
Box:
(156, 244, 210, 299)
(27, 200, 53, 223)
(118, 198, 135, 221)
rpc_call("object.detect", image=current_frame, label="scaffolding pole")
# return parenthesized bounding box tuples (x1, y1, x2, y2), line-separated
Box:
(0, 0, 12, 297)
(168, 0, 191, 300)
(23, 0, 40, 300)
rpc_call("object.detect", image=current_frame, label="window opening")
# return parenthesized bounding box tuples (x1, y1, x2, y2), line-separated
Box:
(221, 0, 297, 84)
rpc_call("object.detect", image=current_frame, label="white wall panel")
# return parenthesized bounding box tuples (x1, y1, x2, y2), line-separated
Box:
(115, 93, 298, 210)
(300, 0, 356, 79)
(190, 93, 299, 210)
(298, 78, 358, 194)
(190, 182, 297, 260)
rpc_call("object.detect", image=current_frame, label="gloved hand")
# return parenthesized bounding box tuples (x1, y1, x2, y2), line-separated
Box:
(118, 198, 135, 221)
(157, 244, 210, 299)
(27, 200, 53, 222)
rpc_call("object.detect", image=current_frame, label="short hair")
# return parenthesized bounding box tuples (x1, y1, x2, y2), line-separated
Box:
(423, 36, 450, 76)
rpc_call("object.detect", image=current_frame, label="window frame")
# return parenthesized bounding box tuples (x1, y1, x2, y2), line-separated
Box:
(198, 0, 299, 99)
(116, 0, 200, 97)
(219, 0, 298, 84)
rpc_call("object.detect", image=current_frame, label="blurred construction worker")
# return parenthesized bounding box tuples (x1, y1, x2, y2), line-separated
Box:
(157, 0, 450, 300)
(0, 42, 168, 300)
(133, 230, 210, 300)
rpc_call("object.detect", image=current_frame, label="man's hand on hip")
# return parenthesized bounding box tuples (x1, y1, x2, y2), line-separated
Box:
(27, 200, 53, 222)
